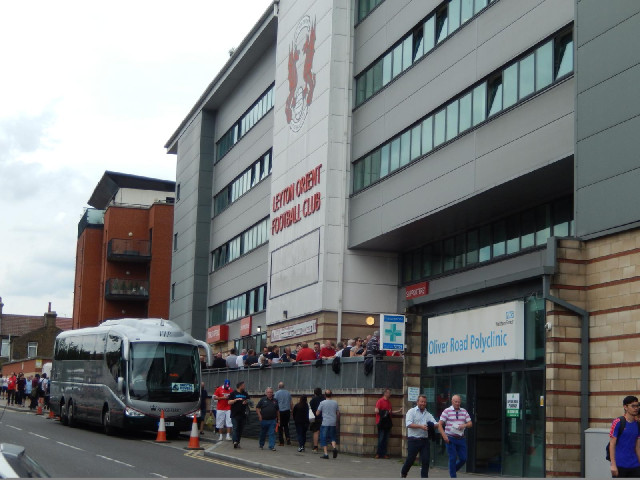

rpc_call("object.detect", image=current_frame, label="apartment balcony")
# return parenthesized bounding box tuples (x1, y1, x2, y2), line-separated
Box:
(77, 208, 105, 237)
(107, 239, 151, 262)
(105, 278, 149, 301)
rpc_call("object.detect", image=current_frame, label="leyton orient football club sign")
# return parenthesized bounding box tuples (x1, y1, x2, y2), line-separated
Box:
(285, 15, 316, 132)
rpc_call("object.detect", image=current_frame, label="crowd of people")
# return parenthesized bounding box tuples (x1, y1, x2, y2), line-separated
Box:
(0, 372, 50, 410)
(204, 331, 402, 371)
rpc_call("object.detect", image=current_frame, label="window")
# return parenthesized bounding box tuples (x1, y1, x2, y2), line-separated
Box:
(357, 0, 384, 23)
(27, 342, 38, 358)
(216, 84, 274, 161)
(171, 283, 176, 302)
(211, 217, 270, 271)
(1, 338, 9, 357)
(208, 284, 267, 326)
(176, 183, 181, 201)
(214, 151, 272, 216)
(173, 233, 178, 251)
(352, 27, 574, 194)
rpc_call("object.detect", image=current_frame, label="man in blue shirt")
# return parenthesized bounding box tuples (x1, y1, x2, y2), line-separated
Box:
(609, 395, 640, 477)
(401, 395, 436, 478)
(274, 381, 293, 446)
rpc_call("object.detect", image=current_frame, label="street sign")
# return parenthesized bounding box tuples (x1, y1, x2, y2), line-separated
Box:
(506, 393, 520, 418)
(408, 387, 420, 402)
(381, 313, 406, 351)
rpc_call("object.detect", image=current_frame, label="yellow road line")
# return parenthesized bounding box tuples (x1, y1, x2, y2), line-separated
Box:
(184, 450, 280, 477)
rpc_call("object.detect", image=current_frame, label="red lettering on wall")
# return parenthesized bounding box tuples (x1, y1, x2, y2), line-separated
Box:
(270, 164, 323, 235)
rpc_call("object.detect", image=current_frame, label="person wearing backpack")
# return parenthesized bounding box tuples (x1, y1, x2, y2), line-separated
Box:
(609, 395, 640, 477)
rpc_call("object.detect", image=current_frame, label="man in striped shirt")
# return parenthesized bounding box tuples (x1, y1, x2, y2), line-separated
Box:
(438, 394, 473, 478)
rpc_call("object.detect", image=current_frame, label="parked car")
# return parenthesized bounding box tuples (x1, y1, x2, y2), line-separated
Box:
(0, 444, 49, 478)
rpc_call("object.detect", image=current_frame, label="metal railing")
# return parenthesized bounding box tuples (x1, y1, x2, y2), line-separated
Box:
(107, 239, 151, 262)
(104, 278, 150, 301)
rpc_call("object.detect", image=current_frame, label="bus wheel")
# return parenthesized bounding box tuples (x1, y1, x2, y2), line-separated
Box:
(103, 408, 114, 436)
(67, 401, 76, 428)
(60, 403, 69, 426)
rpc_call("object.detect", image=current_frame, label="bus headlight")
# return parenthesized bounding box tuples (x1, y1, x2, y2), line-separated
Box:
(124, 407, 145, 417)
(186, 409, 200, 419)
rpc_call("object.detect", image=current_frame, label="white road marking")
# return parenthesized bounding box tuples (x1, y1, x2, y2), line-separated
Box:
(96, 455, 134, 468)
(29, 432, 49, 439)
(7, 425, 22, 431)
(150, 473, 167, 478)
(56, 441, 84, 451)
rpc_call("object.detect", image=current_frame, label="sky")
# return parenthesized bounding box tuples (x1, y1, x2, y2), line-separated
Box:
(0, 0, 273, 317)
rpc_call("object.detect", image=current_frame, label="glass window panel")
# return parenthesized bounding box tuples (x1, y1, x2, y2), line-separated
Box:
(431, 241, 443, 275)
(412, 250, 422, 282)
(363, 155, 372, 187)
(487, 74, 503, 116)
(383, 52, 393, 86)
(411, 124, 421, 160)
(459, 92, 472, 132)
(365, 68, 374, 98)
(358, 0, 368, 21)
(553, 197, 572, 237)
(448, 0, 461, 34)
(434, 109, 446, 146)
(455, 233, 465, 269)
(521, 209, 536, 249)
(390, 137, 400, 171)
(380, 144, 390, 177)
(373, 59, 383, 93)
(353, 160, 364, 192)
(536, 41, 553, 90)
(519, 53, 535, 99)
(443, 237, 455, 271)
(422, 244, 432, 277)
(474, 0, 487, 14)
(400, 130, 411, 166)
(535, 204, 551, 245)
(402, 36, 413, 71)
(356, 76, 366, 105)
(423, 17, 435, 54)
(493, 220, 506, 257)
(461, 0, 473, 24)
(436, 7, 448, 44)
(413, 26, 424, 62)
(467, 230, 479, 265)
(473, 83, 486, 125)
(402, 255, 413, 283)
(554, 31, 573, 79)
(503, 63, 518, 109)
(370, 149, 381, 183)
(506, 215, 520, 254)
(479, 225, 492, 262)
(446, 100, 459, 141)
(422, 116, 433, 154)
(392, 43, 403, 78)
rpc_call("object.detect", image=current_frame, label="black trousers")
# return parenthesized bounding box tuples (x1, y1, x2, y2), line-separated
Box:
(401, 437, 430, 478)
(279, 410, 291, 443)
(617, 466, 640, 477)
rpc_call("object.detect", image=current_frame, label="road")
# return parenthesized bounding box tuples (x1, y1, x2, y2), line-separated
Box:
(0, 406, 273, 478)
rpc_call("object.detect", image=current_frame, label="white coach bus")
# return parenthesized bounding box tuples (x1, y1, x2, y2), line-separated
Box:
(50, 318, 211, 436)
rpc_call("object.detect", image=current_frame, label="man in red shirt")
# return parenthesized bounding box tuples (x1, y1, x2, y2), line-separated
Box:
(320, 341, 336, 359)
(295, 342, 316, 364)
(213, 380, 233, 441)
(375, 388, 402, 458)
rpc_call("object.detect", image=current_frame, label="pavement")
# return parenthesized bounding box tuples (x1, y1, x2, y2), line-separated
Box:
(199, 430, 485, 478)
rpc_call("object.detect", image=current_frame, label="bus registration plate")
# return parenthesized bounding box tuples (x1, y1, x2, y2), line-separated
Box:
(165, 422, 174, 427)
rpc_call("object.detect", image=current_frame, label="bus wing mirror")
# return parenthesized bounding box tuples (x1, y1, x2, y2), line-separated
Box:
(117, 377, 124, 393)
(195, 340, 212, 367)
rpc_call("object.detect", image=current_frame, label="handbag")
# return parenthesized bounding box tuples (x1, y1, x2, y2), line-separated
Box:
(379, 409, 392, 430)
(308, 407, 315, 421)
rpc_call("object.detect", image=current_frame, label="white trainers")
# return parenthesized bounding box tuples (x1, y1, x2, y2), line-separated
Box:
(218, 434, 223, 441)
(226, 435, 232, 441)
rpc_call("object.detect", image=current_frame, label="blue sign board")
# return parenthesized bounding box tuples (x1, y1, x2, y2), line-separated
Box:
(381, 314, 406, 350)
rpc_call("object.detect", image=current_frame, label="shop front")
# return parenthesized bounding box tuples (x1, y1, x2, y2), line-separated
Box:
(414, 292, 546, 477)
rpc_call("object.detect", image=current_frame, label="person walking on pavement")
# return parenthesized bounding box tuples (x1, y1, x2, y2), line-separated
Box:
(609, 395, 640, 477)
(316, 389, 339, 459)
(256, 387, 280, 451)
(274, 381, 293, 446)
(213, 379, 233, 441)
(198, 382, 208, 435)
(438, 394, 473, 478)
(309, 387, 325, 451)
(292, 395, 310, 452)
(375, 388, 402, 458)
(228, 381, 250, 449)
(401, 394, 437, 478)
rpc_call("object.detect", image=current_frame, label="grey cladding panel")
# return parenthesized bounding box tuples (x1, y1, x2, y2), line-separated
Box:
(576, 0, 640, 47)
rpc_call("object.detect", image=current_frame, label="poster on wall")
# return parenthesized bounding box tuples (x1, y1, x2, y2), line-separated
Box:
(427, 301, 525, 367)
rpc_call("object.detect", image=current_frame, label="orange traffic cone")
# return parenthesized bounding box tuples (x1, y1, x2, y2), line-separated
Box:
(46, 408, 55, 420)
(155, 410, 169, 443)
(36, 403, 43, 415)
(184, 415, 203, 450)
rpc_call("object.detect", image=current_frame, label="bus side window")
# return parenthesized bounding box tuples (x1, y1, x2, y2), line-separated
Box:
(106, 334, 122, 381)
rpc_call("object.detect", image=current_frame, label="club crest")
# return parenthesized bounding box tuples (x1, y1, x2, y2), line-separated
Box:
(285, 15, 316, 133)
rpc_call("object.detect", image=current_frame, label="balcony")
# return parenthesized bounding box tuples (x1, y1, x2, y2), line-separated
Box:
(77, 208, 104, 238)
(105, 278, 149, 301)
(107, 239, 151, 262)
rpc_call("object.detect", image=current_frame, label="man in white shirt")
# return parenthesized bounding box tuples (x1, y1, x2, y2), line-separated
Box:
(401, 394, 436, 478)
(236, 349, 247, 369)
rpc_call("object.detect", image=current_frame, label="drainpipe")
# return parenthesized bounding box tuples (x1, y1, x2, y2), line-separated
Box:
(542, 271, 589, 477)
(336, 0, 353, 344)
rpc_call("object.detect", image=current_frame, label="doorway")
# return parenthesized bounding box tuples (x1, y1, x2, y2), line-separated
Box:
(468, 374, 502, 474)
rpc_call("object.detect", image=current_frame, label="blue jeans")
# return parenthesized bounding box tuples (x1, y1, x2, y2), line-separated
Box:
(231, 415, 246, 444)
(446, 436, 467, 478)
(319, 425, 337, 447)
(259, 419, 276, 449)
(401, 437, 430, 478)
(377, 426, 390, 457)
(295, 422, 309, 448)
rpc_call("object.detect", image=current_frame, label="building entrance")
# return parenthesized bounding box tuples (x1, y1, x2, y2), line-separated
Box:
(468, 374, 502, 474)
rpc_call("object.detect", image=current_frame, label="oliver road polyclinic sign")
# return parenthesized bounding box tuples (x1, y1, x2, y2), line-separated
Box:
(427, 301, 525, 367)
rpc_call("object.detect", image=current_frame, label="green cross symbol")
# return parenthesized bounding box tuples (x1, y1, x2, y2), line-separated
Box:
(385, 324, 402, 342)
